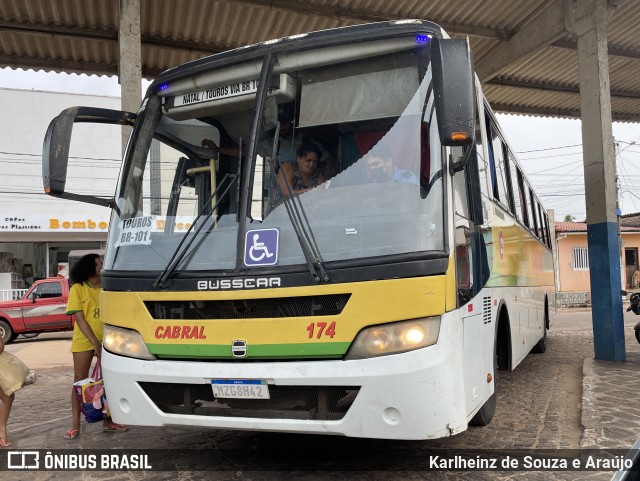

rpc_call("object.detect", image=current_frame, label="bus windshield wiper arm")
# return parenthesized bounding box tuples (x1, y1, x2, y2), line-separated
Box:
(153, 173, 238, 290)
(273, 124, 330, 283)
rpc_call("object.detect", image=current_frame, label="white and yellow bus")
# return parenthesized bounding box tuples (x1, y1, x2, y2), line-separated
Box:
(43, 20, 554, 440)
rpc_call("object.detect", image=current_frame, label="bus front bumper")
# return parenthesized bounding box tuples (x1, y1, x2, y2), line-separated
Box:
(102, 341, 467, 440)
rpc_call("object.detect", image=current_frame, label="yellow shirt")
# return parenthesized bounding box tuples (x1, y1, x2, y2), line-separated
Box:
(66, 281, 102, 353)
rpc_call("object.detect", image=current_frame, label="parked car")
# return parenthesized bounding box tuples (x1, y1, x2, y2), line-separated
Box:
(0, 277, 73, 343)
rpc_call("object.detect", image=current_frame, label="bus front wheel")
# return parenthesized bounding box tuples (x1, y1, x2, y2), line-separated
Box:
(469, 389, 496, 426)
(470, 338, 499, 426)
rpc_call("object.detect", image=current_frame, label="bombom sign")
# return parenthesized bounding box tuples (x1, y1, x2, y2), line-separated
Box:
(0, 216, 109, 232)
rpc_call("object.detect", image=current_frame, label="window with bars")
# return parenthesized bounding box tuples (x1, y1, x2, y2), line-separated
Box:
(572, 247, 589, 270)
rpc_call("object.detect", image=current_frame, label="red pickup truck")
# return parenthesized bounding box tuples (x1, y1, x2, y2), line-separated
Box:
(0, 277, 74, 343)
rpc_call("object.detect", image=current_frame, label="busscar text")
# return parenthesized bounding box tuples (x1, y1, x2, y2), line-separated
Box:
(198, 278, 281, 290)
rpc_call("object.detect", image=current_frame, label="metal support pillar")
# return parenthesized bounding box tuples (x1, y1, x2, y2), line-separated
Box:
(118, 0, 142, 156)
(568, 0, 625, 361)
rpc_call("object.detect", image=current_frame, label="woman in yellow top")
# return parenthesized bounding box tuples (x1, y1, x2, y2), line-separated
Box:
(64, 253, 127, 439)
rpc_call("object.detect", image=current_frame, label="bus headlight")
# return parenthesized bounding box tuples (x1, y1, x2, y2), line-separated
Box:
(103, 324, 156, 360)
(345, 317, 440, 360)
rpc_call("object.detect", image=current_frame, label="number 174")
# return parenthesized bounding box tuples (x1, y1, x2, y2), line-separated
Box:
(306, 321, 336, 339)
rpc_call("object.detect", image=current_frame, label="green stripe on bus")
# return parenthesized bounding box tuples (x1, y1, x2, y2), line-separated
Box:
(147, 342, 351, 359)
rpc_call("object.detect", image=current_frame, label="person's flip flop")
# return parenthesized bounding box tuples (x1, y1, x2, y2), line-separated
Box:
(0, 438, 11, 447)
(63, 429, 79, 440)
(103, 423, 128, 433)
(24, 370, 36, 385)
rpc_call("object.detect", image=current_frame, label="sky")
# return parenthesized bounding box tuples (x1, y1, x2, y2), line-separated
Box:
(1, 66, 639, 222)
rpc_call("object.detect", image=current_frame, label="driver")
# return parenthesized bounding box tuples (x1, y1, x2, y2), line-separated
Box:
(363, 143, 419, 185)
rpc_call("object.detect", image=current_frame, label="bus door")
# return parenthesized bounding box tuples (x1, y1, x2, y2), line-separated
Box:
(454, 147, 484, 413)
(454, 108, 492, 412)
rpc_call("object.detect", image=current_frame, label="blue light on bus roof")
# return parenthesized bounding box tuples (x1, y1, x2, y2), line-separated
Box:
(159, 83, 169, 91)
(416, 34, 432, 44)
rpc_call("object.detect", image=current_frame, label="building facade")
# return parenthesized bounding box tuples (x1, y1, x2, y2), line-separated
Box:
(555, 216, 640, 306)
(0, 88, 122, 288)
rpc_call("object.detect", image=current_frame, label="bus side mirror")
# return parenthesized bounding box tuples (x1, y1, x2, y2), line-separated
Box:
(431, 37, 476, 173)
(43, 107, 136, 207)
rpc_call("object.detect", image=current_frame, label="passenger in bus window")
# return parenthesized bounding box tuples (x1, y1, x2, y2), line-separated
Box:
(321, 153, 339, 180)
(363, 144, 420, 185)
(269, 104, 303, 164)
(274, 143, 325, 201)
(201, 103, 303, 162)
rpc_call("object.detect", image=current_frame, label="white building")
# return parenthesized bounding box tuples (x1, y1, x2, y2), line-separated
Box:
(0, 88, 122, 287)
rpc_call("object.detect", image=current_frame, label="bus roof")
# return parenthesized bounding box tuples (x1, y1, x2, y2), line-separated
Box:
(149, 20, 443, 95)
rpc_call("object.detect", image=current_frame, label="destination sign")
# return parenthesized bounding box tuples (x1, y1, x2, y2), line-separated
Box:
(173, 79, 259, 107)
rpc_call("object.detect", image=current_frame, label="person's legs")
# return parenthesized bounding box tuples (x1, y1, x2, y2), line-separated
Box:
(0, 386, 15, 447)
(65, 350, 94, 439)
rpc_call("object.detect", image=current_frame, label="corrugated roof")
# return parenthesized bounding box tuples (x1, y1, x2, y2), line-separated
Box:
(1, 0, 639, 121)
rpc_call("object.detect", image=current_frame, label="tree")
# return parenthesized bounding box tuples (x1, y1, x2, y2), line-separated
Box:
(563, 214, 576, 222)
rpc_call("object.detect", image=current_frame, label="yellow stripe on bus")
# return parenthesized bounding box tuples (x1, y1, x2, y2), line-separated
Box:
(101, 275, 451, 347)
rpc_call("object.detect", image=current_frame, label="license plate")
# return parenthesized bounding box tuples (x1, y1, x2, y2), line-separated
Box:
(211, 379, 270, 399)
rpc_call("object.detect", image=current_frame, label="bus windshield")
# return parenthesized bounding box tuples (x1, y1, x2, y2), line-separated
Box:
(105, 35, 445, 274)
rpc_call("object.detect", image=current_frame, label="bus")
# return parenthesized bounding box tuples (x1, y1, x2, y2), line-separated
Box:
(42, 20, 555, 440)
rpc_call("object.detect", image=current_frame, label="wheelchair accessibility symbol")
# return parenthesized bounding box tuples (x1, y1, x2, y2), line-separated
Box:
(244, 228, 279, 266)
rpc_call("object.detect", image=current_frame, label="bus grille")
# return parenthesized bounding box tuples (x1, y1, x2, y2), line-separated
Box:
(138, 382, 359, 420)
(144, 294, 350, 320)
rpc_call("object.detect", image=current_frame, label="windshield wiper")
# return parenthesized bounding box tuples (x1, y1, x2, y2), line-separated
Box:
(273, 123, 330, 283)
(153, 172, 238, 290)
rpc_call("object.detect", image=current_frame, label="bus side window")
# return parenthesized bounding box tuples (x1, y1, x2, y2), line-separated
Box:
(475, 116, 490, 201)
(516, 168, 530, 228)
(484, 114, 515, 216)
(491, 128, 512, 212)
(520, 178, 533, 233)
(543, 212, 552, 249)
(527, 185, 538, 237)
(453, 163, 473, 306)
(484, 114, 499, 201)
(535, 200, 546, 244)
(506, 150, 521, 224)
(469, 105, 491, 287)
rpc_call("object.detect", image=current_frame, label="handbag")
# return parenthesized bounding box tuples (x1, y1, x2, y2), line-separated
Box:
(73, 359, 110, 423)
(0, 351, 30, 395)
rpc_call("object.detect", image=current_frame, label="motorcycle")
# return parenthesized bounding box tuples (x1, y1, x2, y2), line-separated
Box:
(624, 290, 640, 344)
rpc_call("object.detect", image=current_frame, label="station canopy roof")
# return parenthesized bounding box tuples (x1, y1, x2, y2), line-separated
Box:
(1, 0, 639, 121)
